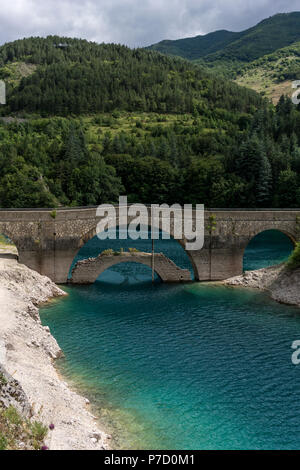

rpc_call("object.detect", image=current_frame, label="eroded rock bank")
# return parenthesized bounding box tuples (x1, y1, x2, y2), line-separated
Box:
(224, 264, 300, 307)
(0, 257, 109, 450)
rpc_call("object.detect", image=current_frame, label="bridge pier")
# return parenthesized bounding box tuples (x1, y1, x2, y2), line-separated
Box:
(189, 246, 244, 281)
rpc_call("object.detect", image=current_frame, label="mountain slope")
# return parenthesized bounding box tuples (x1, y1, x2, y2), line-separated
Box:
(235, 40, 300, 103)
(0, 36, 262, 116)
(148, 12, 300, 75)
(147, 30, 242, 61)
(1, 36, 300, 210)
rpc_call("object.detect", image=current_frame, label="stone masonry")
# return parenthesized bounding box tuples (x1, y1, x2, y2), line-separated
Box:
(0, 207, 299, 283)
(71, 252, 192, 284)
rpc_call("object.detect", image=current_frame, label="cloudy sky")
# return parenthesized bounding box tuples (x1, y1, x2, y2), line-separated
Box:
(0, 0, 300, 47)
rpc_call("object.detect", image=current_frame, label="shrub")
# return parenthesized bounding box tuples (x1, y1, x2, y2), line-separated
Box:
(0, 373, 8, 386)
(101, 249, 114, 256)
(0, 433, 7, 450)
(287, 243, 300, 270)
(4, 406, 22, 426)
(0, 405, 48, 450)
(30, 421, 48, 441)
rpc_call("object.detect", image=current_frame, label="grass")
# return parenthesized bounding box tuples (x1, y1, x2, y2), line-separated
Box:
(236, 68, 293, 104)
(0, 405, 48, 450)
(235, 42, 300, 103)
(102, 248, 141, 256)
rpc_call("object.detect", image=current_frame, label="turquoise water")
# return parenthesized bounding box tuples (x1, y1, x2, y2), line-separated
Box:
(40, 230, 300, 450)
(243, 230, 294, 271)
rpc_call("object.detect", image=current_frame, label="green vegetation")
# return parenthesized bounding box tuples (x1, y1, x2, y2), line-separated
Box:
(148, 12, 300, 77)
(0, 373, 8, 386)
(0, 234, 14, 246)
(1, 96, 300, 207)
(235, 41, 300, 102)
(0, 36, 260, 116)
(287, 243, 300, 270)
(147, 30, 241, 61)
(0, 62, 36, 88)
(148, 12, 300, 102)
(0, 36, 300, 208)
(101, 249, 114, 256)
(102, 248, 141, 255)
(208, 214, 217, 233)
(0, 406, 48, 450)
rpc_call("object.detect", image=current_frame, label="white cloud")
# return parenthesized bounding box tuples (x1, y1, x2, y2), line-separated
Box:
(0, 0, 299, 47)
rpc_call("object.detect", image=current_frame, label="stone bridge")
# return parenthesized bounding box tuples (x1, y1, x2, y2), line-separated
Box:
(0, 207, 299, 283)
(71, 252, 191, 284)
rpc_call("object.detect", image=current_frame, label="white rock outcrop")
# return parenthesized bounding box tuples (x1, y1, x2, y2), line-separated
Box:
(0, 257, 109, 450)
(225, 264, 300, 307)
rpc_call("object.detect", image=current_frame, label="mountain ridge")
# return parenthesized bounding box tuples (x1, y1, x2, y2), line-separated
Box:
(148, 12, 300, 75)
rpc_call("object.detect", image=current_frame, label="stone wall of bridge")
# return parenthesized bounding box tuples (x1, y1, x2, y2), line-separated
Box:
(0, 208, 299, 283)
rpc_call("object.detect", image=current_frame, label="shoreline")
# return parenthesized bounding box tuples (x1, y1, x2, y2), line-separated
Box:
(1, 253, 299, 450)
(223, 264, 300, 308)
(0, 256, 110, 450)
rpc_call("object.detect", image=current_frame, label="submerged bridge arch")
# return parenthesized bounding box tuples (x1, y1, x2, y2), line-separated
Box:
(0, 207, 299, 283)
(71, 252, 191, 284)
(72, 219, 198, 282)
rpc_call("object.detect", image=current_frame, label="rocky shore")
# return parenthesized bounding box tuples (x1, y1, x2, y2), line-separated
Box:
(224, 264, 300, 307)
(0, 256, 109, 450)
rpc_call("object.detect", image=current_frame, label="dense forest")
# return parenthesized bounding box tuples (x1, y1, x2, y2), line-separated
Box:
(0, 37, 260, 115)
(0, 37, 299, 208)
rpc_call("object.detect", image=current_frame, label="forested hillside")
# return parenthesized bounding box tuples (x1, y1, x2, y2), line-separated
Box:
(147, 30, 242, 61)
(0, 36, 260, 116)
(0, 37, 300, 208)
(148, 12, 300, 76)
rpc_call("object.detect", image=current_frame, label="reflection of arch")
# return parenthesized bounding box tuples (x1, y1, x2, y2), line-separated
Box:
(243, 229, 295, 270)
(70, 223, 197, 280)
(71, 253, 192, 284)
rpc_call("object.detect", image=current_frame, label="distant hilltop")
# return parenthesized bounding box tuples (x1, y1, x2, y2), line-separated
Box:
(147, 12, 300, 102)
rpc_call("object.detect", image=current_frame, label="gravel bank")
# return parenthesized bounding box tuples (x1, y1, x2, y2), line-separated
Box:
(0, 257, 109, 450)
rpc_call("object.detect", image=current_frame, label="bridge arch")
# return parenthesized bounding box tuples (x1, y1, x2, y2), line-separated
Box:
(70, 223, 197, 281)
(0, 225, 19, 248)
(0, 227, 19, 257)
(243, 229, 295, 271)
(71, 253, 191, 284)
(244, 227, 297, 247)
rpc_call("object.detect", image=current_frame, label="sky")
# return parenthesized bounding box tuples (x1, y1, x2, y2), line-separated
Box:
(0, 0, 300, 47)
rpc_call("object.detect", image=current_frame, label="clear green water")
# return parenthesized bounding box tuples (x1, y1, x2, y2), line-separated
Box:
(40, 230, 300, 450)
